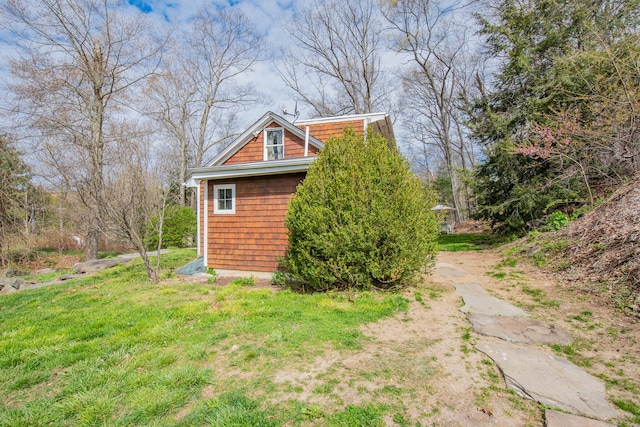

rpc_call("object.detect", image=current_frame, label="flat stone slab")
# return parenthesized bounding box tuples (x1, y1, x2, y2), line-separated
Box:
(476, 341, 618, 421)
(460, 295, 529, 317)
(468, 313, 572, 345)
(73, 258, 130, 274)
(545, 409, 614, 427)
(454, 282, 490, 297)
(435, 263, 467, 277)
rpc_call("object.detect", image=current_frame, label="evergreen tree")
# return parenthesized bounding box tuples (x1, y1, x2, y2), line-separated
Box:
(471, 0, 640, 233)
(283, 128, 440, 291)
(0, 135, 31, 264)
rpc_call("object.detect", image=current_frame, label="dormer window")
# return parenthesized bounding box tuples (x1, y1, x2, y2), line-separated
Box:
(264, 128, 284, 160)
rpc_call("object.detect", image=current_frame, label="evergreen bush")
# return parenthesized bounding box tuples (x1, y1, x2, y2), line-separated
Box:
(283, 128, 440, 291)
(146, 205, 196, 249)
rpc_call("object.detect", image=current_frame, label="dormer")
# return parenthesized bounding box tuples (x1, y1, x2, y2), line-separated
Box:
(209, 112, 324, 167)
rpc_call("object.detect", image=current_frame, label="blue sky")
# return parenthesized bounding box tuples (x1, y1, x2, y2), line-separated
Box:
(0, 0, 303, 124)
(123, 0, 301, 118)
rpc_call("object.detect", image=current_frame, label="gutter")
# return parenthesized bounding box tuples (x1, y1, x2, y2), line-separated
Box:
(188, 157, 316, 181)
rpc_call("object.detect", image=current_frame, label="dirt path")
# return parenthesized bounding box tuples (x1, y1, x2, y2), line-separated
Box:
(271, 249, 640, 426)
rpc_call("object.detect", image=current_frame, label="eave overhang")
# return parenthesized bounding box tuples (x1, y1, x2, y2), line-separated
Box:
(189, 156, 316, 181)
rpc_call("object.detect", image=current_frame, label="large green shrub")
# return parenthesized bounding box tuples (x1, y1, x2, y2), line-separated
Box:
(283, 128, 440, 291)
(146, 205, 196, 249)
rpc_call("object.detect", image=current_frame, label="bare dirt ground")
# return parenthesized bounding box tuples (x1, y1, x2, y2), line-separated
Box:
(266, 249, 640, 426)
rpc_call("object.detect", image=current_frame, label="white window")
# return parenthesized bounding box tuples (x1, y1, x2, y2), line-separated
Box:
(264, 128, 284, 160)
(213, 184, 235, 214)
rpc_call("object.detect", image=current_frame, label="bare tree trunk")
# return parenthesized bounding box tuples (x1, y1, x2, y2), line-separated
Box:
(179, 136, 187, 206)
(3, 0, 167, 261)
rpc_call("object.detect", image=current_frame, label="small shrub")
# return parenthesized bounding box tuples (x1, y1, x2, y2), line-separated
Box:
(283, 128, 439, 291)
(231, 277, 256, 287)
(206, 268, 217, 284)
(271, 271, 287, 287)
(543, 211, 569, 231)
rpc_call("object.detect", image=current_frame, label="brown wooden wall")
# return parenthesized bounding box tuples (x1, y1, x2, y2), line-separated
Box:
(224, 122, 318, 165)
(298, 120, 365, 142)
(199, 180, 205, 255)
(205, 173, 306, 271)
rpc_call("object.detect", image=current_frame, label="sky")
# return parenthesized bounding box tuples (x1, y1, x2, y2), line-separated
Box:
(127, 0, 309, 121)
(0, 0, 470, 169)
(0, 0, 312, 124)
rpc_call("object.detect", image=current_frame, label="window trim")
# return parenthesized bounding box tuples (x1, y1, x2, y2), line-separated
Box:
(263, 127, 284, 161)
(213, 184, 236, 214)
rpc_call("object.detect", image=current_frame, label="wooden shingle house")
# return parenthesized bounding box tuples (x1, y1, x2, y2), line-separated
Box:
(187, 111, 394, 273)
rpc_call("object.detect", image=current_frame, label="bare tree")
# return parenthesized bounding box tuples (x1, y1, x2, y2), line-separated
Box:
(101, 123, 167, 283)
(279, 0, 394, 116)
(1, 0, 166, 260)
(145, 64, 196, 207)
(382, 0, 478, 221)
(146, 7, 265, 206)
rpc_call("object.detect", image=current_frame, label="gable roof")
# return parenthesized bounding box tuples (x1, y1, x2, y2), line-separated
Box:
(208, 111, 325, 167)
(296, 112, 395, 144)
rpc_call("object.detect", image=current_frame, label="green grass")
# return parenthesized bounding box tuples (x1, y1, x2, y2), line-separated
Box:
(615, 399, 640, 425)
(0, 249, 408, 426)
(437, 233, 496, 251)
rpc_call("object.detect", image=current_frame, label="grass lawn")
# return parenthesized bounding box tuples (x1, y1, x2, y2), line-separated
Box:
(437, 233, 497, 252)
(0, 249, 408, 426)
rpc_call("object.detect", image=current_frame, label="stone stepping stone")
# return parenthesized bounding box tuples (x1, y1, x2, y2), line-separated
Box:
(545, 409, 614, 426)
(468, 313, 572, 345)
(476, 341, 618, 421)
(454, 282, 489, 297)
(435, 263, 467, 277)
(460, 295, 529, 317)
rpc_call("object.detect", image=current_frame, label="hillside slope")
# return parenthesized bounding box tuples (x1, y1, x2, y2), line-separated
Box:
(549, 176, 640, 315)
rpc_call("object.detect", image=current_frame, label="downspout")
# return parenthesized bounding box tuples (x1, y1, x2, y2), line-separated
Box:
(364, 118, 370, 141)
(304, 126, 310, 156)
(203, 180, 208, 266)
(196, 181, 201, 257)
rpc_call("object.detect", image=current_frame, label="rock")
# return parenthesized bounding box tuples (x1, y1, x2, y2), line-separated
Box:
(2, 268, 28, 277)
(468, 313, 573, 345)
(0, 284, 18, 294)
(435, 266, 467, 277)
(460, 295, 530, 317)
(454, 282, 530, 317)
(476, 341, 618, 421)
(0, 277, 24, 293)
(35, 268, 56, 275)
(454, 282, 489, 297)
(73, 258, 130, 274)
(545, 409, 614, 427)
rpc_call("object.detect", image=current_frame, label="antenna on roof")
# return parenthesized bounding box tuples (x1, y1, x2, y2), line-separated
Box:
(282, 101, 300, 123)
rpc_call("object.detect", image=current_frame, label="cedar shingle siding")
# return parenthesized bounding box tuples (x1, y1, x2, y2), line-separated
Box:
(225, 123, 319, 165)
(299, 120, 364, 142)
(206, 174, 305, 271)
(200, 115, 373, 272)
